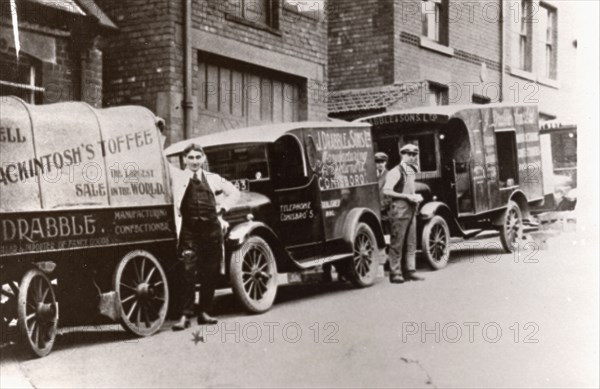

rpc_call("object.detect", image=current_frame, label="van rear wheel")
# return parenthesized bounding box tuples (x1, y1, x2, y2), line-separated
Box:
(230, 236, 278, 313)
(500, 201, 523, 253)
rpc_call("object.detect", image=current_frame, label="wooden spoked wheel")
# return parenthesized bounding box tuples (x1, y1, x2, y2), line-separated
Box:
(17, 269, 59, 358)
(113, 250, 169, 336)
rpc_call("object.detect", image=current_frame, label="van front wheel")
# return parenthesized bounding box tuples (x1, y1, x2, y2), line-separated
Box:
(230, 236, 278, 313)
(421, 216, 450, 270)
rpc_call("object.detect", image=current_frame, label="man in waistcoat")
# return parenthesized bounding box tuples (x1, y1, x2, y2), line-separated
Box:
(171, 143, 240, 330)
(383, 144, 425, 284)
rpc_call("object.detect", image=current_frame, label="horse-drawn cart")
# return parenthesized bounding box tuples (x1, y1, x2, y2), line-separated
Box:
(0, 96, 177, 357)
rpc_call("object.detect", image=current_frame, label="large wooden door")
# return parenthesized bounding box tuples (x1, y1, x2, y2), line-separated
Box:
(195, 54, 304, 136)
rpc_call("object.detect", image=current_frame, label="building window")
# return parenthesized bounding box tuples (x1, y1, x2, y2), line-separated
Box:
(0, 53, 44, 104)
(227, 0, 277, 28)
(551, 131, 577, 170)
(511, 0, 533, 71)
(421, 0, 448, 45)
(472, 94, 491, 104)
(538, 4, 557, 79)
(427, 82, 448, 106)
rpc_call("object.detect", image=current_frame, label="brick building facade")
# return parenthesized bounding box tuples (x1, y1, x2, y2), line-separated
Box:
(0, 0, 115, 107)
(96, 0, 328, 145)
(328, 0, 577, 122)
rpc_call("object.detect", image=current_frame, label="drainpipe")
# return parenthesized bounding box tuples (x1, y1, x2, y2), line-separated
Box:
(499, 0, 505, 102)
(183, 0, 193, 139)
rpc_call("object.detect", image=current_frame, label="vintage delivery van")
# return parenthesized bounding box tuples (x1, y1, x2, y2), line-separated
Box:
(0, 96, 177, 357)
(165, 122, 385, 313)
(357, 103, 544, 269)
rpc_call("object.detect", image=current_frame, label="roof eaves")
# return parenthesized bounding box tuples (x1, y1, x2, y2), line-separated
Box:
(75, 0, 118, 30)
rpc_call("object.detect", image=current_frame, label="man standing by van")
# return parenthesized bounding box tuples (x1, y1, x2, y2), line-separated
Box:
(383, 144, 425, 283)
(171, 143, 240, 330)
(375, 151, 390, 234)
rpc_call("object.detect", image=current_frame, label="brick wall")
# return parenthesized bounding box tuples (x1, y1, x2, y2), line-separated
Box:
(393, 0, 503, 105)
(95, 0, 176, 106)
(17, 33, 103, 107)
(98, 0, 328, 145)
(37, 35, 83, 105)
(328, 0, 394, 91)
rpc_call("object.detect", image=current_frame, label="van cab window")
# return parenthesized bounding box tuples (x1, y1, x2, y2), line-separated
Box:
(403, 133, 437, 172)
(270, 135, 308, 189)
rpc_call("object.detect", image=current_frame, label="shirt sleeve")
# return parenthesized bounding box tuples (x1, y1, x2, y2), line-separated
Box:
(207, 172, 241, 212)
(382, 167, 400, 193)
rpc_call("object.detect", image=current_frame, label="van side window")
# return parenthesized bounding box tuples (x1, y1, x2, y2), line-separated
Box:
(270, 135, 307, 189)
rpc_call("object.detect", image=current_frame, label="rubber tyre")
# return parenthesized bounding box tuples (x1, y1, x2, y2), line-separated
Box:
(230, 236, 278, 314)
(421, 216, 451, 270)
(346, 222, 378, 288)
(499, 200, 523, 253)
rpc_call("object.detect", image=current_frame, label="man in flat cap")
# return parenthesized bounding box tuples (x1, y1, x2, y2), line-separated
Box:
(375, 152, 390, 232)
(382, 143, 425, 283)
(171, 143, 240, 330)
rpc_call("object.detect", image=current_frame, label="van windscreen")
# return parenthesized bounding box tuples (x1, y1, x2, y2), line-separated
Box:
(205, 145, 269, 181)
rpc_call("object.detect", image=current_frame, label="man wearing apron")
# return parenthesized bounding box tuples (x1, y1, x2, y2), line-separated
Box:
(171, 144, 240, 330)
(383, 144, 425, 283)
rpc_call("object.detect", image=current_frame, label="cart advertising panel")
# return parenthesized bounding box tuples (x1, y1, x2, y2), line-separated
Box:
(1, 96, 176, 357)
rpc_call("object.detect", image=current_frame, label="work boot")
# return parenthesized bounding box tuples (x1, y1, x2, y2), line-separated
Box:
(197, 312, 218, 325)
(172, 316, 191, 331)
(389, 274, 405, 284)
(405, 272, 425, 282)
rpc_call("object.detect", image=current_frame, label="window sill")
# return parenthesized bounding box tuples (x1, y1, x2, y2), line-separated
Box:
(537, 76, 560, 89)
(509, 68, 560, 89)
(419, 37, 454, 57)
(509, 67, 536, 82)
(225, 13, 281, 36)
(282, 5, 320, 22)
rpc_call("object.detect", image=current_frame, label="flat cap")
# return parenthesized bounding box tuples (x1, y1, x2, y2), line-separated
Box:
(400, 144, 419, 154)
(374, 152, 388, 161)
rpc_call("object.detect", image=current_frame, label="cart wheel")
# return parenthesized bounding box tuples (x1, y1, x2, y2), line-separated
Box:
(1, 281, 20, 344)
(230, 236, 278, 313)
(114, 250, 169, 336)
(500, 201, 523, 253)
(421, 216, 451, 270)
(17, 269, 58, 358)
(346, 222, 378, 288)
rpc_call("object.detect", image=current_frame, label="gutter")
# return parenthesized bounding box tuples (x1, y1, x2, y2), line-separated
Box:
(183, 0, 193, 139)
(499, 0, 505, 102)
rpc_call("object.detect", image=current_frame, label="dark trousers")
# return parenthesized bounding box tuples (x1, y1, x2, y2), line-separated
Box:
(178, 219, 223, 317)
(388, 202, 417, 277)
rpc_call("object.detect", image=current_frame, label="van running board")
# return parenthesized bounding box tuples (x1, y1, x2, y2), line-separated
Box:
(296, 253, 352, 269)
(461, 229, 483, 239)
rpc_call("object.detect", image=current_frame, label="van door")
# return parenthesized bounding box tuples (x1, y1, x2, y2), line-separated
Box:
(270, 133, 324, 259)
(471, 108, 493, 213)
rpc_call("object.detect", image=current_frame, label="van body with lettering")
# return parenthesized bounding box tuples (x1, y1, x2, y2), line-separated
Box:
(165, 122, 385, 313)
(0, 96, 177, 357)
(357, 103, 544, 269)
